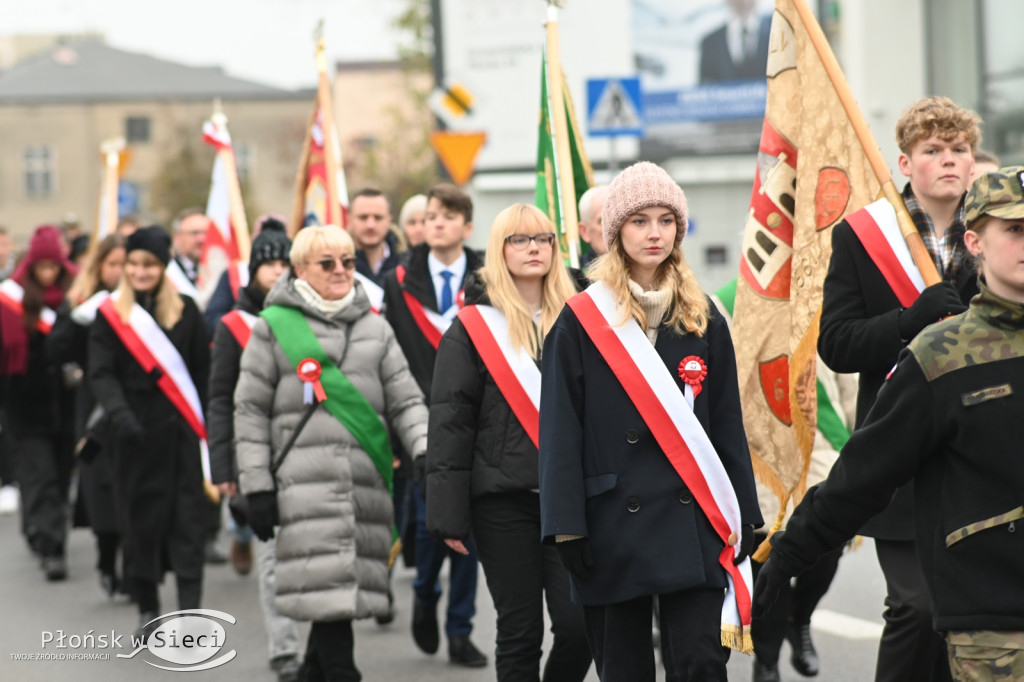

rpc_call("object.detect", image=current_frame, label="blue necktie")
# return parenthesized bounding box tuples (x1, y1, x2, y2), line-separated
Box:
(440, 270, 454, 313)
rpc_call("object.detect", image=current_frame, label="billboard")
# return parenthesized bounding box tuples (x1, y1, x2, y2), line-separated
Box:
(634, 0, 775, 160)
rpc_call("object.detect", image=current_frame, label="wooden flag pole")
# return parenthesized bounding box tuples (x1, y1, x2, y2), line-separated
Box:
(288, 105, 317, 238)
(89, 137, 124, 259)
(315, 24, 343, 228)
(210, 105, 252, 262)
(790, 0, 940, 286)
(544, 1, 581, 268)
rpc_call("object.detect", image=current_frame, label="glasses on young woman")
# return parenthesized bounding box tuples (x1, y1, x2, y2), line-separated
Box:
(308, 256, 357, 273)
(505, 233, 557, 250)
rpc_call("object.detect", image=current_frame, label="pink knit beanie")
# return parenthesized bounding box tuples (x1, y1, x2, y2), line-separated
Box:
(602, 162, 688, 249)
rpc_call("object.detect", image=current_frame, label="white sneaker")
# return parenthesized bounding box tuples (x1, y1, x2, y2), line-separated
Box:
(0, 485, 19, 515)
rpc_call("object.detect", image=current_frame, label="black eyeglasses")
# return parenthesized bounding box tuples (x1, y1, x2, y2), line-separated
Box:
(308, 257, 357, 273)
(505, 233, 557, 249)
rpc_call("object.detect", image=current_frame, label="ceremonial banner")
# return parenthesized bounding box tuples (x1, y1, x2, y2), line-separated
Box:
(200, 112, 250, 299)
(534, 44, 594, 267)
(731, 0, 878, 515)
(289, 36, 349, 234)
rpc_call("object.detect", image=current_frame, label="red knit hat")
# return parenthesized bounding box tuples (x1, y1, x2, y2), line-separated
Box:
(602, 162, 688, 250)
(12, 225, 77, 283)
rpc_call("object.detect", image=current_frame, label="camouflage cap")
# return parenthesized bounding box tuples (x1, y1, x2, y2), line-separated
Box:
(964, 165, 1024, 227)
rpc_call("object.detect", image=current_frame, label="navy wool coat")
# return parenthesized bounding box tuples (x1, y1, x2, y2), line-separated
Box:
(538, 294, 762, 606)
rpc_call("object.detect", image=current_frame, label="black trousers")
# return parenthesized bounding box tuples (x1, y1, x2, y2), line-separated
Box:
(583, 588, 729, 682)
(751, 539, 841, 666)
(18, 435, 73, 557)
(873, 539, 952, 682)
(471, 492, 592, 682)
(301, 620, 360, 682)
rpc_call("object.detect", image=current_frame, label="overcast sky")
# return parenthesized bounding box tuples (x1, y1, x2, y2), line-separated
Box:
(0, 0, 408, 90)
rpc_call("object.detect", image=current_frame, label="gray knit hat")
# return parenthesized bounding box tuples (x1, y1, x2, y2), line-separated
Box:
(602, 161, 688, 249)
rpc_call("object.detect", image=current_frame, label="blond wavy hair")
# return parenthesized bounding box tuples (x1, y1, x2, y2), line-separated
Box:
(479, 204, 577, 358)
(588, 236, 709, 337)
(67, 234, 125, 305)
(114, 252, 183, 330)
(895, 96, 981, 154)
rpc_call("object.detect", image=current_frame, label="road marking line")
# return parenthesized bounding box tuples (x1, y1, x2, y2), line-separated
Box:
(811, 609, 885, 640)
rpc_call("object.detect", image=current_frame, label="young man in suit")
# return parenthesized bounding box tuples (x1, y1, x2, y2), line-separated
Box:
(816, 96, 981, 682)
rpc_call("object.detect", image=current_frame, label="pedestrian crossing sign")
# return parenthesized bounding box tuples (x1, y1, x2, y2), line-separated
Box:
(586, 77, 644, 137)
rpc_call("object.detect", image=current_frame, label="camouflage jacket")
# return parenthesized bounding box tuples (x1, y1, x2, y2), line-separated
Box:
(774, 280, 1024, 631)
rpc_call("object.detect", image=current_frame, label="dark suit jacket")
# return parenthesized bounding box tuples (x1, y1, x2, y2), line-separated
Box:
(817, 218, 978, 539)
(699, 14, 771, 84)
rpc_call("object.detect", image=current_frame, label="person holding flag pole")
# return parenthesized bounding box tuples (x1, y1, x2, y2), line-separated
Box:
(539, 162, 762, 680)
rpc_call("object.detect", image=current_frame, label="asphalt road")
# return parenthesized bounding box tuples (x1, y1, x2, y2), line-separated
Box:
(0, 509, 889, 681)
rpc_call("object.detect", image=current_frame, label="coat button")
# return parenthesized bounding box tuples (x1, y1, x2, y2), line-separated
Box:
(626, 497, 641, 513)
(625, 429, 639, 444)
(678, 489, 693, 504)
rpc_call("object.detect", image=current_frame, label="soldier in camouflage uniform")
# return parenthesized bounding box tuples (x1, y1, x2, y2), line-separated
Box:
(753, 167, 1024, 682)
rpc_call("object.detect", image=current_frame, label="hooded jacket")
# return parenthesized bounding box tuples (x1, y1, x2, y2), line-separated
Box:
(234, 275, 427, 622)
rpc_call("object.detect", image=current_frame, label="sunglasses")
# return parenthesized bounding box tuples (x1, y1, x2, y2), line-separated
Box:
(308, 256, 357, 273)
(505, 233, 557, 249)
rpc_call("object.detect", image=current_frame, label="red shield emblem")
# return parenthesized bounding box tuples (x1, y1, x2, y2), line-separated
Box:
(758, 355, 792, 425)
(815, 167, 851, 230)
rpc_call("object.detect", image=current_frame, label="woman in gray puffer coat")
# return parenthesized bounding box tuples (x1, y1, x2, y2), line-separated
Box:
(235, 224, 427, 682)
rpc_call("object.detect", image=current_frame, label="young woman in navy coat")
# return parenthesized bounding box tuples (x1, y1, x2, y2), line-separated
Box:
(539, 162, 762, 681)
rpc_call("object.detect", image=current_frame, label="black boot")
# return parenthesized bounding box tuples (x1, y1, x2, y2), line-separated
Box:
(787, 621, 819, 677)
(134, 611, 160, 644)
(753, 660, 781, 682)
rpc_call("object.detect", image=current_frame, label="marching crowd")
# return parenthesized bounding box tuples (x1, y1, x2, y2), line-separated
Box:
(0, 94, 1022, 682)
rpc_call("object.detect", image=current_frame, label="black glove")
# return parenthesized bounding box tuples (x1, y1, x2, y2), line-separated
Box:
(733, 524, 756, 565)
(555, 537, 594, 582)
(898, 282, 966, 341)
(246, 491, 279, 542)
(752, 536, 799, 619)
(112, 411, 145, 445)
(412, 455, 426, 485)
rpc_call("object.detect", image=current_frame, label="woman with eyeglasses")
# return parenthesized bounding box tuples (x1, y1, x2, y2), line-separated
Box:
(426, 204, 593, 682)
(235, 224, 428, 681)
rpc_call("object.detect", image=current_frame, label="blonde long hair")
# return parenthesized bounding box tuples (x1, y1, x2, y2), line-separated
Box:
(114, 255, 183, 330)
(479, 204, 576, 358)
(588, 236, 709, 337)
(67, 234, 125, 305)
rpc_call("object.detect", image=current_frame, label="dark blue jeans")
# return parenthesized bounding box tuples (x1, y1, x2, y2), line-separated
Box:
(410, 480, 478, 637)
(583, 587, 729, 682)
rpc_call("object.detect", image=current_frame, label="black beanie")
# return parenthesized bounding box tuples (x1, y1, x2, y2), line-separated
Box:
(126, 225, 172, 265)
(249, 222, 292, 279)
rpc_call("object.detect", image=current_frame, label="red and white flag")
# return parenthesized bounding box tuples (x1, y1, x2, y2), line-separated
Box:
(200, 113, 250, 300)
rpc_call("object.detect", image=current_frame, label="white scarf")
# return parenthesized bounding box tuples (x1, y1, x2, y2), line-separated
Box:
(293, 278, 356, 317)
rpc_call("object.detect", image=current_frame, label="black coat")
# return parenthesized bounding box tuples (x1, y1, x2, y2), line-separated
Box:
(425, 278, 541, 540)
(207, 284, 264, 485)
(817, 218, 978, 539)
(356, 231, 403, 288)
(0, 312, 74, 441)
(47, 299, 118, 533)
(88, 293, 210, 582)
(775, 284, 1024, 631)
(382, 244, 484, 402)
(539, 295, 762, 606)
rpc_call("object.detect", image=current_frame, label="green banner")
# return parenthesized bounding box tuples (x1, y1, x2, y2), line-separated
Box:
(261, 305, 394, 495)
(534, 47, 594, 265)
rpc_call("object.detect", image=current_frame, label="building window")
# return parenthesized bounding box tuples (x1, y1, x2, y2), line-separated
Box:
(23, 145, 55, 198)
(705, 245, 728, 266)
(125, 116, 151, 143)
(234, 141, 255, 183)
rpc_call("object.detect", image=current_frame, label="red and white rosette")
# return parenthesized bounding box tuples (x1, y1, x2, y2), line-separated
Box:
(297, 358, 327, 404)
(678, 355, 707, 409)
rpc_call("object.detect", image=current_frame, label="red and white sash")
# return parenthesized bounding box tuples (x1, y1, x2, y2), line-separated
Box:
(98, 294, 214, 486)
(70, 290, 111, 326)
(566, 281, 753, 652)
(0, 279, 56, 334)
(221, 309, 257, 348)
(165, 259, 200, 301)
(353, 272, 384, 315)
(846, 199, 926, 308)
(396, 265, 458, 350)
(458, 305, 541, 448)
